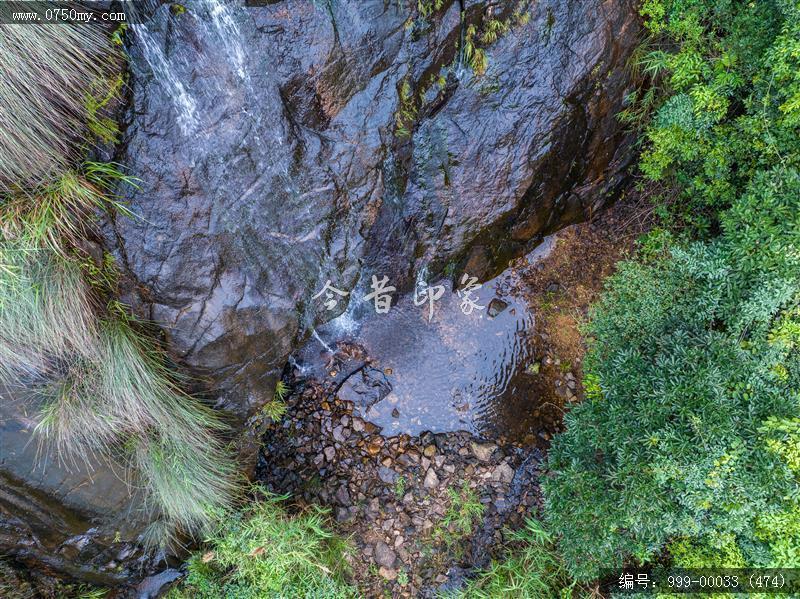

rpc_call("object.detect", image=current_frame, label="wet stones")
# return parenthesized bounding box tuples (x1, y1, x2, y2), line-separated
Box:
(378, 466, 398, 485)
(470, 442, 496, 462)
(487, 298, 509, 318)
(332, 425, 348, 443)
(491, 462, 515, 484)
(335, 485, 351, 506)
(366, 437, 384, 456)
(257, 381, 544, 596)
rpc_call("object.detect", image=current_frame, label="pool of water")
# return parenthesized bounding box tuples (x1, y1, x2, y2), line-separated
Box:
(295, 237, 558, 442)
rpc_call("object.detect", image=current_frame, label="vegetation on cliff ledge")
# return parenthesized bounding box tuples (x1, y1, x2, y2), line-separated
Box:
(0, 23, 236, 546)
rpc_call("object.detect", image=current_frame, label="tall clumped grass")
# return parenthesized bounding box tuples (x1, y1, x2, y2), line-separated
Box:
(0, 13, 115, 193)
(0, 171, 236, 545)
(0, 162, 135, 258)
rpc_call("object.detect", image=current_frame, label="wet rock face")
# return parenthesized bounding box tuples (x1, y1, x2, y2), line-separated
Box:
(0, 389, 152, 588)
(108, 0, 639, 428)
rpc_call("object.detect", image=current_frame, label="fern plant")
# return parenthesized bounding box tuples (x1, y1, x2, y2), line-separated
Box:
(167, 491, 355, 599)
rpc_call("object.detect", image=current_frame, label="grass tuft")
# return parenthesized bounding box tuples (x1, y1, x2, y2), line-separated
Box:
(433, 482, 485, 548)
(0, 236, 235, 543)
(0, 13, 118, 192)
(1, 164, 136, 257)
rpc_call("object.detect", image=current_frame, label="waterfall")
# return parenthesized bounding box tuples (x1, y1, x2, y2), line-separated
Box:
(126, 0, 249, 136)
(125, 1, 200, 134)
(129, 23, 199, 134)
(202, 0, 248, 80)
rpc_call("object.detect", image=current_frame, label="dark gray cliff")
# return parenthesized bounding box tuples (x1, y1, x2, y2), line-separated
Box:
(108, 0, 639, 439)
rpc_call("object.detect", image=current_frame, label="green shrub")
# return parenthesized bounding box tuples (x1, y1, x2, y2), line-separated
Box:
(634, 0, 797, 236)
(167, 493, 355, 599)
(544, 168, 800, 580)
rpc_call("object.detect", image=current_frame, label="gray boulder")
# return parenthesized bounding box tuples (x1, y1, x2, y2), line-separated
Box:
(1, 0, 640, 586)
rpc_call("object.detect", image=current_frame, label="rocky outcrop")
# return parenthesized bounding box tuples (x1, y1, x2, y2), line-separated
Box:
(107, 0, 639, 432)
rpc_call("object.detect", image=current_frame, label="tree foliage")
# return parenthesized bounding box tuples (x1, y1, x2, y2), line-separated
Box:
(636, 0, 798, 235)
(543, 0, 800, 582)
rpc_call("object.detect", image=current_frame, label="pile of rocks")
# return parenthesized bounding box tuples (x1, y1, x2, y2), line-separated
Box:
(257, 381, 543, 597)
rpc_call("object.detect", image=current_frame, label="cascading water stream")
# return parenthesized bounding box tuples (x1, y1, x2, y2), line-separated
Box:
(127, 6, 199, 134)
(202, 0, 248, 80)
(125, 0, 302, 251)
(125, 0, 250, 135)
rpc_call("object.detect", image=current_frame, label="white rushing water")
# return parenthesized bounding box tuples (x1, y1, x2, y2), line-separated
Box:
(127, 0, 249, 135)
(312, 330, 334, 354)
(202, 0, 248, 80)
(129, 19, 199, 134)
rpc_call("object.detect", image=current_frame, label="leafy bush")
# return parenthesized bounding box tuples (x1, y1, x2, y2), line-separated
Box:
(545, 167, 800, 580)
(167, 493, 355, 599)
(543, 0, 800, 582)
(634, 0, 798, 235)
